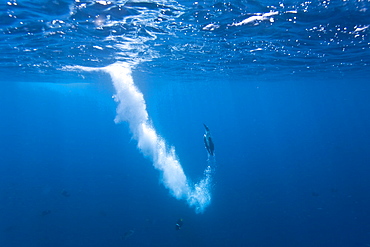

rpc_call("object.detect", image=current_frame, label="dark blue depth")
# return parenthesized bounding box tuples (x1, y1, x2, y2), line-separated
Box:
(1, 0, 370, 246)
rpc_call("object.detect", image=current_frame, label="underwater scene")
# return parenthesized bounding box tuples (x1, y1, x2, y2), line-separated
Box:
(1, 0, 370, 246)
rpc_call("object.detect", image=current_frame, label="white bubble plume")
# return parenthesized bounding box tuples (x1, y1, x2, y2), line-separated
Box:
(71, 62, 214, 213)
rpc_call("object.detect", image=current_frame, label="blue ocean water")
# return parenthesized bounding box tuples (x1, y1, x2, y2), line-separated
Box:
(1, 0, 370, 246)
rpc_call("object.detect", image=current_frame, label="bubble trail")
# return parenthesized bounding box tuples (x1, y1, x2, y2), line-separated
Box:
(71, 62, 214, 213)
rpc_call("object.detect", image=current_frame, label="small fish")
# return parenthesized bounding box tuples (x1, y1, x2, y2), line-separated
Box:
(175, 218, 183, 230)
(61, 190, 70, 197)
(122, 229, 134, 240)
(41, 210, 51, 216)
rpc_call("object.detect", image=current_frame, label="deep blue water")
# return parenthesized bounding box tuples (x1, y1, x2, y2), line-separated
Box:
(1, 0, 370, 246)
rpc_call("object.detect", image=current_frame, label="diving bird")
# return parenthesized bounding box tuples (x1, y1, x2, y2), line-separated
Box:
(203, 124, 215, 156)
